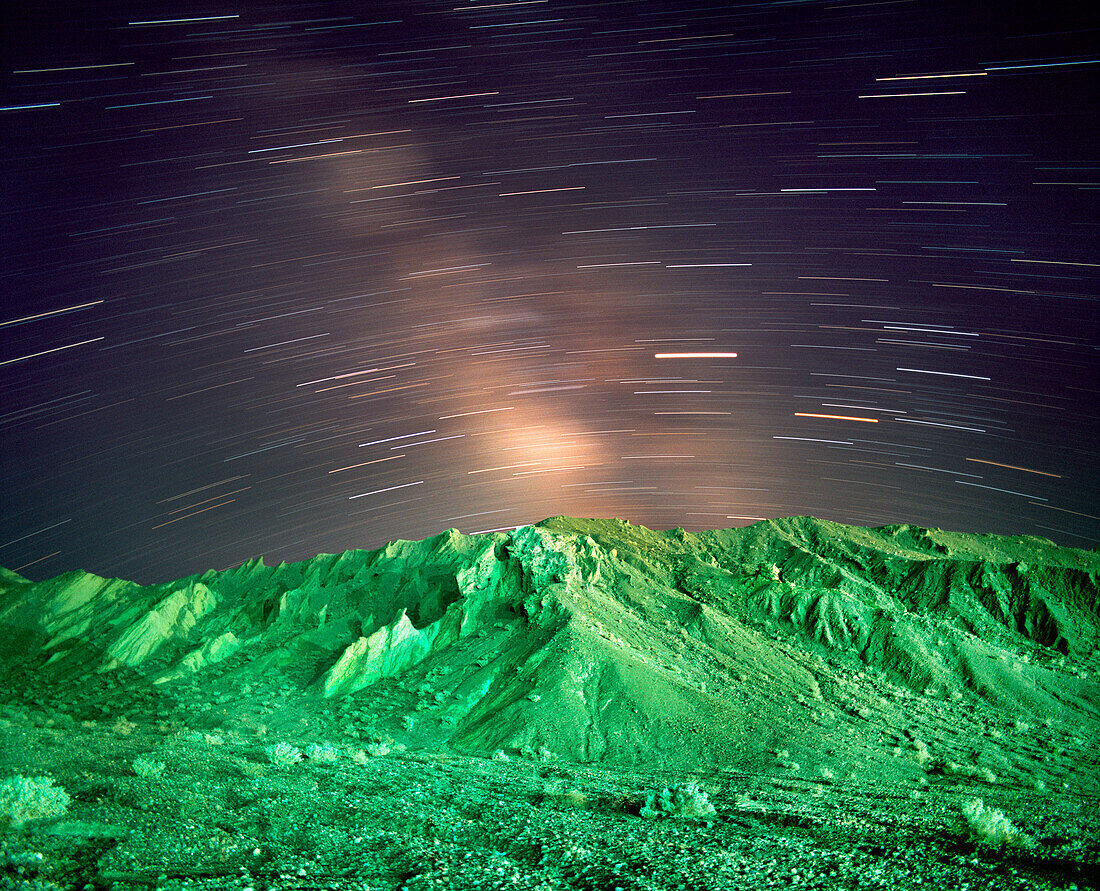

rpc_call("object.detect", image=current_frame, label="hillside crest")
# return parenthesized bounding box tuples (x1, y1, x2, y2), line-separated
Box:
(1, 517, 1097, 776)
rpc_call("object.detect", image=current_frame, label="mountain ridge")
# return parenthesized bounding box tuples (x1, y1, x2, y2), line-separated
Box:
(1, 516, 1097, 785)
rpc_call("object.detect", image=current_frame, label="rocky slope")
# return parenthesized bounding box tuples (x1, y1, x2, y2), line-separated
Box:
(1, 516, 1097, 787)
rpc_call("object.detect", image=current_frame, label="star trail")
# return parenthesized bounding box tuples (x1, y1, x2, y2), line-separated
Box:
(2, 1, 1097, 583)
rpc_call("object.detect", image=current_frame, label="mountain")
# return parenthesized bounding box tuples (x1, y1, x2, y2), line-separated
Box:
(1, 516, 1098, 788)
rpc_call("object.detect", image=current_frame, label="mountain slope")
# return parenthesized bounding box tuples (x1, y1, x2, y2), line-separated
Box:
(1, 517, 1097, 787)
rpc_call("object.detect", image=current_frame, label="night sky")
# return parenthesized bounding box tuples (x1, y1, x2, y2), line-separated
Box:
(2, 1, 1097, 584)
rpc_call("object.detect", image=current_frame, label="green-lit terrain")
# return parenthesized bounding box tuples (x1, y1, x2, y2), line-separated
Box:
(1, 517, 1098, 889)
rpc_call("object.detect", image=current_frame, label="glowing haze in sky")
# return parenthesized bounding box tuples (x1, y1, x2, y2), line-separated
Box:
(2, 1, 1097, 583)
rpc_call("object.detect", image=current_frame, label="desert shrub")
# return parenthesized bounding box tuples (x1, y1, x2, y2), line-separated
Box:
(304, 743, 339, 764)
(0, 775, 70, 828)
(640, 781, 715, 819)
(265, 741, 302, 768)
(962, 798, 1030, 848)
(132, 756, 166, 778)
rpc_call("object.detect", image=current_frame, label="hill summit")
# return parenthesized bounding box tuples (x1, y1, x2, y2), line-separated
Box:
(1, 516, 1097, 786)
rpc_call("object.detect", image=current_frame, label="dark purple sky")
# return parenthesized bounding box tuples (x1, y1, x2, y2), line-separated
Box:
(3, 1, 1097, 583)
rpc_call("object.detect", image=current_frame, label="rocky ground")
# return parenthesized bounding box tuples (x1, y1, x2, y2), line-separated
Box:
(2, 700, 1097, 891)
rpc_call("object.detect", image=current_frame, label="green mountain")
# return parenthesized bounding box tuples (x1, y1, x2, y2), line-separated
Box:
(2, 516, 1098, 787)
